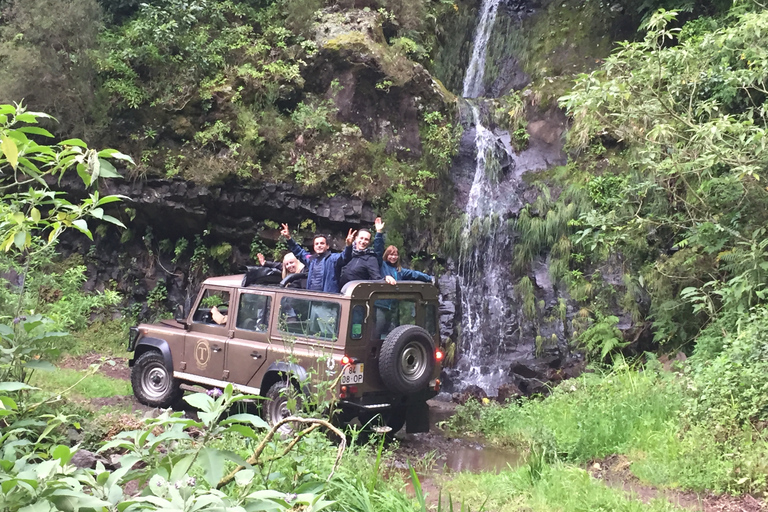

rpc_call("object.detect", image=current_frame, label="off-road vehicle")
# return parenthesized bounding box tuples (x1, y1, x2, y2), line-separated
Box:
(127, 270, 444, 434)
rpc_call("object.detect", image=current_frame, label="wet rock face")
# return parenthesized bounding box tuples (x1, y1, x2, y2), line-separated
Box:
(98, 178, 377, 242)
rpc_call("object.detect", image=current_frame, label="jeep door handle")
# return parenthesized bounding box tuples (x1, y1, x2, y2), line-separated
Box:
(212, 345, 222, 353)
(250, 351, 262, 359)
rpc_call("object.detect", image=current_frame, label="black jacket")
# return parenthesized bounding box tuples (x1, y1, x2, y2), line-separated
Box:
(339, 245, 382, 287)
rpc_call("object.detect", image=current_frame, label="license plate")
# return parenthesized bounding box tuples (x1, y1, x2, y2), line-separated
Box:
(341, 363, 364, 385)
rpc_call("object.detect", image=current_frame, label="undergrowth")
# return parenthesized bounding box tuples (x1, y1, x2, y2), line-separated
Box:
(448, 355, 768, 495)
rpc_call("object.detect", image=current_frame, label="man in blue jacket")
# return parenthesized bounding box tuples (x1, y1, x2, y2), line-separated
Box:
(281, 223, 352, 293)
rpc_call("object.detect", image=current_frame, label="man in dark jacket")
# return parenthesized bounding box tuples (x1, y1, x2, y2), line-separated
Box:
(281, 223, 353, 293)
(339, 228, 396, 288)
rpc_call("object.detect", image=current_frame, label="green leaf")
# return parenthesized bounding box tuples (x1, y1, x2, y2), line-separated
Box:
(0, 395, 18, 410)
(72, 219, 93, 240)
(97, 195, 126, 206)
(91, 207, 104, 219)
(221, 413, 268, 429)
(30, 207, 41, 222)
(14, 113, 38, 124)
(101, 215, 126, 228)
(24, 360, 56, 371)
(52, 445, 74, 465)
(0, 105, 16, 116)
(170, 454, 196, 482)
(76, 163, 91, 187)
(13, 230, 27, 250)
(98, 157, 122, 178)
(98, 148, 135, 165)
(1, 135, 19, 170)
(183, 392, 214, 412)
(198, 448, 226, 487)
(17, 127, 54, 138)
(58, 138, 88, 148)
(0, 382, 35, 392)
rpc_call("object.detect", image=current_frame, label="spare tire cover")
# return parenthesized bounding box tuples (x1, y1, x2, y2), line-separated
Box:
(378, 325, 435, 394)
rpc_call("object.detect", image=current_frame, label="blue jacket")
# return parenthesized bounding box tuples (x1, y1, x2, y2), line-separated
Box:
(373, 232, 432, 282)
(287, 238, 344, 293)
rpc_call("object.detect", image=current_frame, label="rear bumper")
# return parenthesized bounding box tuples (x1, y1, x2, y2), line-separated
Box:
(338, 387, 437, 412)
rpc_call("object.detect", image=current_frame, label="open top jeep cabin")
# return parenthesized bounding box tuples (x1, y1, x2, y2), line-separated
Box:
(127, 272, 444, 434)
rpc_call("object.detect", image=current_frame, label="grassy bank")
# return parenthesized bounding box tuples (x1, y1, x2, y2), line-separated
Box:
(447, 358, 768, 499)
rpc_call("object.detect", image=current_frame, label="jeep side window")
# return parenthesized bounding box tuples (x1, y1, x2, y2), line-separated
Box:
(425, 303, 437, 336)
(192, 290, 231, 326)
(350, 304, 365, 340)
(236, 293, 271, 332)
(279, 297, 340, 341)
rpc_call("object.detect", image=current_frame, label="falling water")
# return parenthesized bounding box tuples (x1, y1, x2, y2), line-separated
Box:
(454, 0, 524, 395)
(462, 0, 502, 99)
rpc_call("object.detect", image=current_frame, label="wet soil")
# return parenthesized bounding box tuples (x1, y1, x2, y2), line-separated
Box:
(589, 455, 766, 512)
(59, 352, 131, 381)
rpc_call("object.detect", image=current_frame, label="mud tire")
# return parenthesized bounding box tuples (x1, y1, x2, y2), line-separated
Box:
(379, 325, 435, 394)
(263, 381, 302, 436)
(132, 351, 182, 408)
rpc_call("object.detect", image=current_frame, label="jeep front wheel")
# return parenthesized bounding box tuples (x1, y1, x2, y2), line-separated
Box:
(132, 351, 182, 408)
(379, 325, 435, 394)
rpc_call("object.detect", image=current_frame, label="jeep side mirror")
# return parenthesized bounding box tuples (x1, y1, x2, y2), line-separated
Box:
(174, 304, 188, 326)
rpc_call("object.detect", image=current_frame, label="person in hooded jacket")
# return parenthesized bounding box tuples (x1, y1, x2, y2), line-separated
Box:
(339, 228, 396, 288)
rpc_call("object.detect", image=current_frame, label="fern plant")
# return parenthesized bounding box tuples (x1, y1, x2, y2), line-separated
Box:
(576, 314, 627, 361)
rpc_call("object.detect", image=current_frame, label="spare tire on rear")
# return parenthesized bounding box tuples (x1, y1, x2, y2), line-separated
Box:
(378, 325, 435, 394)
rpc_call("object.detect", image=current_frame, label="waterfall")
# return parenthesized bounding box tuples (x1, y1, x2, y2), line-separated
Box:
(453, 0, 523, 395)
(456, 104, 518, 395)
(462, 0, 502, 99)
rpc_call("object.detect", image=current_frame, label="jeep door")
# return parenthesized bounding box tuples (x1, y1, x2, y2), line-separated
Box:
(183, 287, 231, 382)
(226, 289, 274, 389)
(270, 294, 346, 379)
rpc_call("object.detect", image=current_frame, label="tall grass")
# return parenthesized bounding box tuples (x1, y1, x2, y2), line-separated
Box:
(447, 359, 768, 494)
(443, 463, 682, 512)
(449, 359, 681, 462)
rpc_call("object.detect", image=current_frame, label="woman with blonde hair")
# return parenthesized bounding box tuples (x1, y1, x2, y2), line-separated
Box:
(257, 252, 307, 287)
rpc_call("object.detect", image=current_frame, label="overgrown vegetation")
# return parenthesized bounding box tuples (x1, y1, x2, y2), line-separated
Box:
(448, 358, 768, 498)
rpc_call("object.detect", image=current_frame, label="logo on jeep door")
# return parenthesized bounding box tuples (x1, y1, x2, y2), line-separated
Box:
(195, 340, 210, 369)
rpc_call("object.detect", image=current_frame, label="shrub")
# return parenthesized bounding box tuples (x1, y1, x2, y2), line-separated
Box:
(686, 306, 768, 426)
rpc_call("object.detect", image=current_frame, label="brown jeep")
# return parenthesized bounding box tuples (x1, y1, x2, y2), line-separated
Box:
(127, 273, 444, 434)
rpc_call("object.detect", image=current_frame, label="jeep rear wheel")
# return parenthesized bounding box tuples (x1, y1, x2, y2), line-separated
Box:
(360, 406, 406, 435)
(132, 351, 182, 408)
(263, 381, 302, 436)
(379, 325, 435, 394)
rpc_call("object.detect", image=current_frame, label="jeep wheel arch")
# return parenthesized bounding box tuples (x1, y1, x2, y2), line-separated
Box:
(260, 362, 309, 397)
(130, 337, 173, 370)
(378, 325, 435, 394)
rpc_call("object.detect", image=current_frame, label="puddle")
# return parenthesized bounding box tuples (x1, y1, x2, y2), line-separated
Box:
(441, 444, 521, 473)
(420, 400, 523, 474)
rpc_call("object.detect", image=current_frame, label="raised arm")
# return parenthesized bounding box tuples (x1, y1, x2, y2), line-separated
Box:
(373, 219, 385, 264)
(282, 223, 310, 262)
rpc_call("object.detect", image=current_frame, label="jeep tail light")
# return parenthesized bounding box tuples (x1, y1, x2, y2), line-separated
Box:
(435, 349, 444, 362)
(341, 355, 359, 365)
(340, 386, 347, 399)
